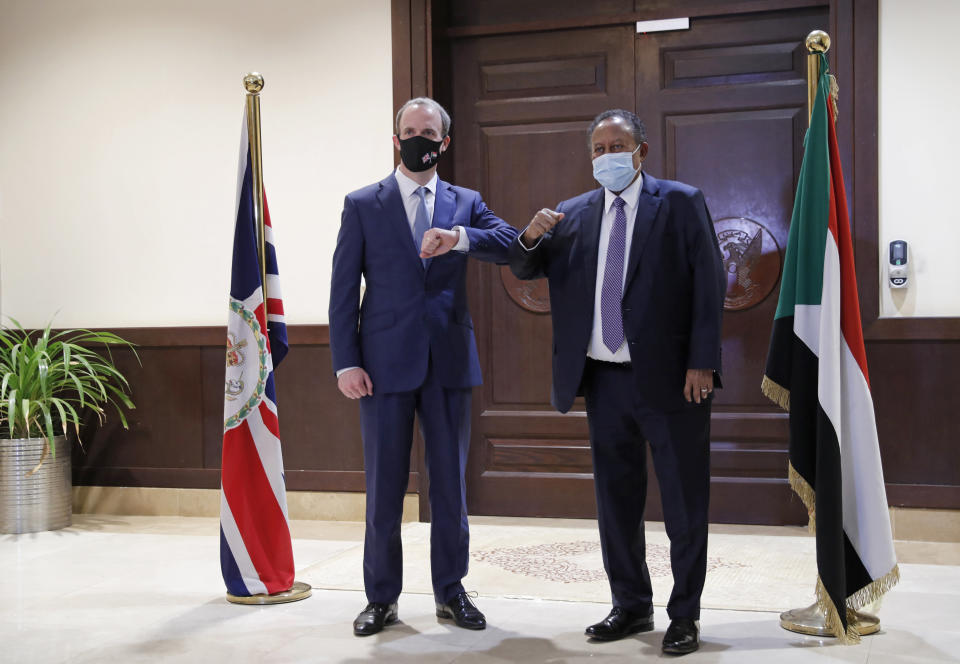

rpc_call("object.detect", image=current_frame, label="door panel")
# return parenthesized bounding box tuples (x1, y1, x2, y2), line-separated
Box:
(451, 7, 827, 524)
(453, 26, 635, 518)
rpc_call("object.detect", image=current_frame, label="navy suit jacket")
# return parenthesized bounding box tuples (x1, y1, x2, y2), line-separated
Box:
(330, 173, 517, 394)
(509, 173, 726, 413)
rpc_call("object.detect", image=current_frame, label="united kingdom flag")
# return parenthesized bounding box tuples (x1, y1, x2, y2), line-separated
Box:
(219, 104, 294, 596)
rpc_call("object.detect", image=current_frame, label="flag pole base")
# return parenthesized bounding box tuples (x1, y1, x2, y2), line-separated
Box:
(226, 580, 312, 605)
(780, 602, 880, 637)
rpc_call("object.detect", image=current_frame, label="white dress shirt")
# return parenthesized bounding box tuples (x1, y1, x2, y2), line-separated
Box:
(587, 173, 643, 363)
(394, 167, 469, 252)
(520, 173, 644, 363)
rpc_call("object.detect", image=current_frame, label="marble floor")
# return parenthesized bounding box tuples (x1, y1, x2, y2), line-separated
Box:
(3, 515, 959, 663)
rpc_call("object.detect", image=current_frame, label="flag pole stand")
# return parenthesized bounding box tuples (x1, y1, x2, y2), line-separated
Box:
(778, 32, 880, 638)
(226, 581, 313, 605)
(224, 72, 311, 607)
(780, 603, 880, 637)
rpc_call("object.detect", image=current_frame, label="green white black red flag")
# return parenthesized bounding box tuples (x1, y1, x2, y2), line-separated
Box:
(762, 53, 899, 643)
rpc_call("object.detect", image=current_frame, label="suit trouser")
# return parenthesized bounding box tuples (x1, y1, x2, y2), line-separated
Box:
(582, 359, 711, 620)
(359, 361, 472, 605)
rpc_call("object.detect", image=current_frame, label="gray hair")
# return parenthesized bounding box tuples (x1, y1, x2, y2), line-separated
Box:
(587, 109, 646, 147)
(395, 97, 452, 137)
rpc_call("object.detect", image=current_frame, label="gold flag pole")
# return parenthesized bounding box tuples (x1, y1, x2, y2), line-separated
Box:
(778, 30, 879, 640)
(226, 73, 311, 606)
(243, 73, 269, 319)
(806, 31, 829, 124)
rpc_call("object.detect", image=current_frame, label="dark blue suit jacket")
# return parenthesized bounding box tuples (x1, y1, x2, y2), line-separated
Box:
(330, 173, 517, 394)
(509, 174, 726, 413)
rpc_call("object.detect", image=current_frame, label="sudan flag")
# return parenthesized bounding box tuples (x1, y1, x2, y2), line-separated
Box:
(762, 52, 899, 642)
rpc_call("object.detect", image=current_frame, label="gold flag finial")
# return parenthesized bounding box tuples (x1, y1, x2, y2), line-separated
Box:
(805, 30, 831, 54)
(243, 72, 264, 94)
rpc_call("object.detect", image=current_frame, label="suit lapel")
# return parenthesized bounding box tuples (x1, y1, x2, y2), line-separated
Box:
(376, 173, 425, 273)
(580, 189, 605, 295)
(432, 180, 456, 232)
(624, 173, 663, 289)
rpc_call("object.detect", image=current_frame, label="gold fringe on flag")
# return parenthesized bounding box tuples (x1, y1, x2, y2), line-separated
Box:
(815, 576, 860, 644)
(762, 375, 900, 643)
(761, 374, 791, 411)
(788, 462, 817, 534)
(848, 564, 900, 610)
(791, 461, 901, 642)
(812, 564, 901, 643)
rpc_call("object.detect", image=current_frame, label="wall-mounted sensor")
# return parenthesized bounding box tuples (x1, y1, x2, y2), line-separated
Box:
(888, 240, 908, 288)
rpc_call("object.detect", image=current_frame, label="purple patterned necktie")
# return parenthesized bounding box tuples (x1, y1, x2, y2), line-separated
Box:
(600, 196, 627, 353)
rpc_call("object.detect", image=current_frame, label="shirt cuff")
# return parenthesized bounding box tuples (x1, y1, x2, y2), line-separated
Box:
(452, 226, 470, 252)
(518, 230, 543, 251)
(335, 366, 359, 378)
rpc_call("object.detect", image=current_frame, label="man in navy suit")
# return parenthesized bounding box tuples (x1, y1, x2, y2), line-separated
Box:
(329, 97, 517, 636)
(508, 109, 726, 655)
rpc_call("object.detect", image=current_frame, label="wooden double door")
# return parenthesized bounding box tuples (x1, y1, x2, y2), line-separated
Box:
(444, 4, 828, 524)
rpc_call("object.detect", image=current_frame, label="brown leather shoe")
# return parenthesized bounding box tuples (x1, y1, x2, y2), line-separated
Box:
(353, 602, 398, 636)
(662, 617, 700, 655)
(436, 592, 486, 630)
(585, 606, 654, 641)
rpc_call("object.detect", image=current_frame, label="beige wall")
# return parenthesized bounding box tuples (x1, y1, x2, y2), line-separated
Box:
(0, 0, 393, 329)
(878, 0, 960, 317)
(4, 2, 955, 326)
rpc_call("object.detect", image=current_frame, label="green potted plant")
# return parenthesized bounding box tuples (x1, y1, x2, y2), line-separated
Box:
(0, 319, 136, 534)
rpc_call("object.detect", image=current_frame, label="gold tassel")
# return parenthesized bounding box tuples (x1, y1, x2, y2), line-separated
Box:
(761, 375, 791, 411)
(788, 462, 817, 534)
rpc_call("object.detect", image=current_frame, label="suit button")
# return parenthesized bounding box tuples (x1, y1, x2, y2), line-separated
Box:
(623, 307, 631, 312)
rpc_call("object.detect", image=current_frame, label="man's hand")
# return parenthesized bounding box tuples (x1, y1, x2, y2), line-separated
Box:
(338, 367, 373, 399)
(420, 228, 460, 258)
(683, 368, 714, 404)
(522, 209, 564, 246)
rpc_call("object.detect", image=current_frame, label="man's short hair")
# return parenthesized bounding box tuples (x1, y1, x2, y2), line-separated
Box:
(587, 109, 646, 147)
(395, 97, 452, 137)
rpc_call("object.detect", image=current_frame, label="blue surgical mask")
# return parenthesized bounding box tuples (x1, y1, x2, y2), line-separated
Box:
(592, 145, 642, 192)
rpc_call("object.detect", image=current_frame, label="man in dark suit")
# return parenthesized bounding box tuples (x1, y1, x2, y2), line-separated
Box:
(508, 109, 726, 655)
(329, 97, 517, 636)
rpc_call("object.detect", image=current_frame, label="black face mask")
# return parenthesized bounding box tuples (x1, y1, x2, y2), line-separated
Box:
(397, 135, 444, 172)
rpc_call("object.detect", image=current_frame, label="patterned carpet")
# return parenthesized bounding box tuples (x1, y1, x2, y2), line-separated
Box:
(300, 520, 820, 612)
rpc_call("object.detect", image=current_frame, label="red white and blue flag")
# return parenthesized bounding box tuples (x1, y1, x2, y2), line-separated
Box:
(219, 105, 294, 596)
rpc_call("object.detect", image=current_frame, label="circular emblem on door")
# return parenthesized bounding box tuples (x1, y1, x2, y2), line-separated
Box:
(715, 217, 782, 311)
(500, 265, 550, 314)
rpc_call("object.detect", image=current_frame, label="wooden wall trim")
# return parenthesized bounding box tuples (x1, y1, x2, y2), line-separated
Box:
(74, 467, 221, 489)
(392, 0, 432, 107)
(886, 484, 960, 510)
(83, 325, 330, 347)
(74, 467, 420, 493)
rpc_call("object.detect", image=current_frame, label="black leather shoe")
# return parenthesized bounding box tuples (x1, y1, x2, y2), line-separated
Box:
(585, 606, 654, 641)
(662, 617, 700, 655)
(436, 592, 486, 630)
(353, 602, 398, 636)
